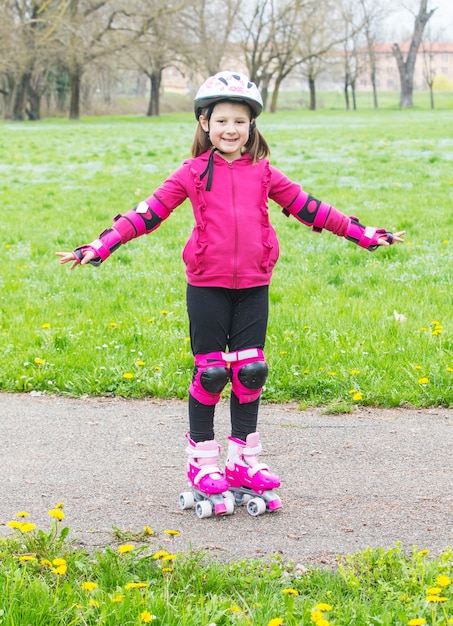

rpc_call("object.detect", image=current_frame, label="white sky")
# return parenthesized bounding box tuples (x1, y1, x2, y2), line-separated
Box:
(383, 0, 453, 41)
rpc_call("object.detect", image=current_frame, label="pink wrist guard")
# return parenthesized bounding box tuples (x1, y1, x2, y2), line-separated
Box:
(72, 198, 169, 266)
(345, 217, 395, 251)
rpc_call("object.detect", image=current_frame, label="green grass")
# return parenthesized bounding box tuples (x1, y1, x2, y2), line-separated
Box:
(1, 508, 452, 625)
(0, 108, 452, 408)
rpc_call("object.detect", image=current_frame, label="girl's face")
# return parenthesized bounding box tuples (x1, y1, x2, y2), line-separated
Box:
(199, 101, 253, 161)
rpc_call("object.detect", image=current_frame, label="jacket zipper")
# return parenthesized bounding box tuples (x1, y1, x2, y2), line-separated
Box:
(229, 162, 238, 289)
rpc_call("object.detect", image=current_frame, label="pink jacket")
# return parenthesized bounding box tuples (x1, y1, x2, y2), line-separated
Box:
(145, 150, 349, 289)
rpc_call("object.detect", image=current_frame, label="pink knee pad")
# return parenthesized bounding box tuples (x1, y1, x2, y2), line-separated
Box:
(228, 348, 268, 404)
(189, 352, 230, 405)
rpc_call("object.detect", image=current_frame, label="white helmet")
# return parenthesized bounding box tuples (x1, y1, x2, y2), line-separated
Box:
(194, 71, 263, 119)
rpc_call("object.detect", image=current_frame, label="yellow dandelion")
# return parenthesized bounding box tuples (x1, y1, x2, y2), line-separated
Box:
(19, 522, 36, 533)
(81, 581, 98, 592)
(280, 351, 287, 355)
(437, 574, 451, 587)
(152, 551, 170, 560)
(315, 603, 333, 612)
(418, 377, 429, 385)
(34, 358, 45, 365)
(426, 595, 448, 603)
(419, 549, 430, 556)
(408, 619, 427, 625)
(352, 392, 363, 401)
(414, 365, 422, 370)
(140, 611, 155, 623)
(164, 529, 180, 536)
(160, 310, 169, 315)
(327, 371, 337, 376)
(125, 582, 147, 590)
(446, 367, 453, 372)
(41, 323, 51, 329)
(7, 521, 23, 529)
(161, 567, 173, 573)
(427, 587, 442, 595)
(316, 620, 330, 626)
(16, 511, 30, 518)
(311, 610, 323, 623)
(153, 365, 161, 371)
(40, 559, 52, 567)
(108, 322, 117, 328)
(267, 619, 284, 626)
(229, 605, 242, 613)
(350, 369, 360, 375)
(19, 555, 36, 562)
(136, 360, 145, 366)
(123, 372, 134, 380)
(118, 543, 135, 553)
(89, 599, 100, 608)
(161, 554, 176, 562)
(55, 502, 64, 509)
(48, 508, 65, 521)
(52, 564, 67, 575)
(282, 588, 299, 596)
(143, 525, 153, 535)
(111, 594, 124, 603)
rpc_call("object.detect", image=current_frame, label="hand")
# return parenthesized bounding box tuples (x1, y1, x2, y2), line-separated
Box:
(56, 249, 95, 270)
(377, 230, 405, 246)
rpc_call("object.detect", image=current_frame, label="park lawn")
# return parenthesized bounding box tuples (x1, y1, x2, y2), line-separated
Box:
(0, 108, 452, 408)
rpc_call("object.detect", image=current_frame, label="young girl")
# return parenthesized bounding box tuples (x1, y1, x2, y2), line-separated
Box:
(57, 71, 405, 518)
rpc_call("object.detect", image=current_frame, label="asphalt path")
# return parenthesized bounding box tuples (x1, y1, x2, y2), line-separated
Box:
(1, 393, 452, 564)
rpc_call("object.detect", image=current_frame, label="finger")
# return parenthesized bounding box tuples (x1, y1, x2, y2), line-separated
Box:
(80, 250, 95, 265)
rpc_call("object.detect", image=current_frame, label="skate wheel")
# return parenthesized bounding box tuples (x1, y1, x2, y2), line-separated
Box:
(195, 500, 213, 518)
(246, 497, 266, 517)
(179, 491, 195, 510)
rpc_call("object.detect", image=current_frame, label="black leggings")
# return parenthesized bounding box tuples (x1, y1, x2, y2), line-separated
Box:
(186, 284, 269, 442)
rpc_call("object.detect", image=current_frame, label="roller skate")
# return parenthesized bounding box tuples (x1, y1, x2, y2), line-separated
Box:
(179, 434, 234, 518)
(225, 432, 282, 516)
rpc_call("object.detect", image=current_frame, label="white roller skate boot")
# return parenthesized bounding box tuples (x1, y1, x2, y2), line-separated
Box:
(225, 432, 282, 516)
(179, 434, 234, 518)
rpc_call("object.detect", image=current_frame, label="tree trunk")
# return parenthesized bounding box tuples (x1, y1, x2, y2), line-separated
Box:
(269, 76, 284, 113)
(351, 81, 357, 111)
(308, 76, 316, 111)
(370, 69, 378, 110)
(147, 70, 162, 117)
(392, 0, 435, 108)
(69, 68, 81, 120)
(344, 75, 350, 111)
(12, 73, 30, 121)
(26, 88, 40, 120)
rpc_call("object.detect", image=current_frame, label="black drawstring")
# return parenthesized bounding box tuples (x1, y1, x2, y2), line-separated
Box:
(200, 147, 216, 191)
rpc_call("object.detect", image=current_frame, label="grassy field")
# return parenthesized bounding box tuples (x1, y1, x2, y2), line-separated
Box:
(1, 106, 452, 623)
(1, 507, 452, 625)
(1, 107, 452, 408)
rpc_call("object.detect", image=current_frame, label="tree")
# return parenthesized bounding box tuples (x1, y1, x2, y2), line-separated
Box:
(392, 0, 435, 108)
(358, 0, 388, 110)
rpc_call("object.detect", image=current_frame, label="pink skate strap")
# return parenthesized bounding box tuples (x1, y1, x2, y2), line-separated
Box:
(185, 444, 221, 458)
(222, 348, 260, 362)
(248, 463, 269, 477)
(193, 465, 222, 486)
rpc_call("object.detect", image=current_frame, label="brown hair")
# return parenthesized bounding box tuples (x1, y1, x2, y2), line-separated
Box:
(191, 102, 270, 163)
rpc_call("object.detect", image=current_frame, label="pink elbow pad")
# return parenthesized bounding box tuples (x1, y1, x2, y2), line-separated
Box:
(284, 192, 332, 232)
